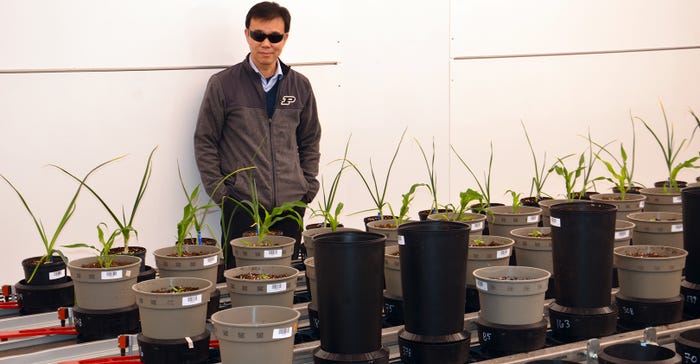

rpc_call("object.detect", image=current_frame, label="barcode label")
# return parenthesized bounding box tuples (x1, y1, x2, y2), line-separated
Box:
(101, 270, 123, 280)
(550, 217, 561, 227)
(639, 201, 645, 208)
(398, 235, 405, 245)
(203, 256, 218, 266)
(497, 249, 510, 259)
(527, 215, 540, 223)
(267, 282, 287, 293)
(476, 279, 488, 291)
(272, 326, 293, 339)
(672, 224, 683, 232)
(471, 222, 484, 230)
(615, 230, 630, 240)
(49, 269, 66, 280)
(182, 294, 203, 306)
(264, 249, 283, 258)
(673, 196, 682, 204)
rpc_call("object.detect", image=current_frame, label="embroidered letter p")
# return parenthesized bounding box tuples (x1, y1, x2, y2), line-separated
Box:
(280, 96, 296, 106)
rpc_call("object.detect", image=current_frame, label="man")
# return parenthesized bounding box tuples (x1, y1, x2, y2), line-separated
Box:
(194, 1, 321, 268)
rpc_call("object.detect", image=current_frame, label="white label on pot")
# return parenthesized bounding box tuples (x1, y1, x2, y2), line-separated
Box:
(398, 235, 406, 245)
(471, 221, 484, 231)
(267, 282, 287, 293)
(639, 201, 645, 208)
(672, 224, 684, 232)
(49, 269, 66, 280)
(264, 249, 283, 258)
(550, 217, 561, 227)
(476, 279, 488, 291)
(673, 196, 682, 204)
(273, 326, 293, 339)
(102, 270, 123, 280)
(527, 215, 539, 223)
(203, 256, 217, 266)
(497, 249, 510, 259)
(182, 294, 203, 306)
(615, 230, 631, 240)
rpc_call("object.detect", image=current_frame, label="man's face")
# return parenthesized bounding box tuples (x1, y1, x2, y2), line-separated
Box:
(245, 17, 288, 71)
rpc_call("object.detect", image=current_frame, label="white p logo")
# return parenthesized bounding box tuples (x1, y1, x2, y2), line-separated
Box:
(280, 96, 296, 106)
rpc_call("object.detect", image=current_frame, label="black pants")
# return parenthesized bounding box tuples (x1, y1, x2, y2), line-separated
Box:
(221, 197, 305, 269)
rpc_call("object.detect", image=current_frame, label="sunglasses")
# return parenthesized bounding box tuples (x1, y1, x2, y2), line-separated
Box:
(248, 30, 285, 44)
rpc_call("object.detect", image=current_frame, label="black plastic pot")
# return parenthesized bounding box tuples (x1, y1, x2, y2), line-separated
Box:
(598, 343, 681, 364)
(549, 202, 618, 342)
(312, 231, 389, 364)
(138, 331, 211, 364)
(397, 221, 470, 364)
(109, 246, 148, 272)
(418, 208, 452, 221)
(655, 180, 688, 189)
(675, 328, 700, 364)
(682, 187, 700, 316)
(21, 256, 69, 285)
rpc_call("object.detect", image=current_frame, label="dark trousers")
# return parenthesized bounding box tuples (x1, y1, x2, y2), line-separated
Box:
(221, 197, 304, 269)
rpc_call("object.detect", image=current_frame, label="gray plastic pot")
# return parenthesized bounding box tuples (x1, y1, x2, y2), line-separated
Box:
(510, 227, 553, 274)
(627, 212, 683, 249)
(590, 193, 646, 222)
(132, 277, 212, 340)
(640, 187, 682, 213)
(614, 220, 635, 248)
(384, 245, 402, 299)
(68, 255, 141, 310)
(224, 265, 299, 308)
(427, 212, 486, 236)
(230, 235, 295, 267)
(486, 206, 542, 238)
(473, 265, 550, 325)
(614, 245, 687, 300)
(466, 235, 514, 286)
(211, 305, 300, 364)
(153, 245, 221, 288)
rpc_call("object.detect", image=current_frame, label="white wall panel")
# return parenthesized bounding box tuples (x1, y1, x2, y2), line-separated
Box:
(0, 0, 340, 70)
(449, 49, 700, 203)
(0, 64, 340, 280)
(450, 0, 700, 57)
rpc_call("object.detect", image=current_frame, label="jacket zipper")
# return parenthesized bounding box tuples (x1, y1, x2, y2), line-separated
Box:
(269, 117, 277, 206)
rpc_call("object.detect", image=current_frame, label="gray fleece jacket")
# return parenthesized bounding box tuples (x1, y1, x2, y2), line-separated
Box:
(194, 55, 321, 209)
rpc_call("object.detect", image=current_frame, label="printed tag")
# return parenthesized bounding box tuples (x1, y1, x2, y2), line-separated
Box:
(639, 201, 645, 208)
(267, 282, 287, 293)
(273, 326, 294, 339)
(673, 196, 682, 204)
(550, 217, 561, 227)
(264, 249, 283, 258)
(527, 215, 540, 223)
(476, 279, 488, 291)
(182, 294, 203, 306)
(203, 256, 218, 266)
(615, 230, 631, 240)
(49, 269, 66, 280)
(398, 235, 406, 245)
(101, 270, 123, 280)
(497, 248, 510, 259)
(672, 224, 683, 233)
(471, 221, 484, 231)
